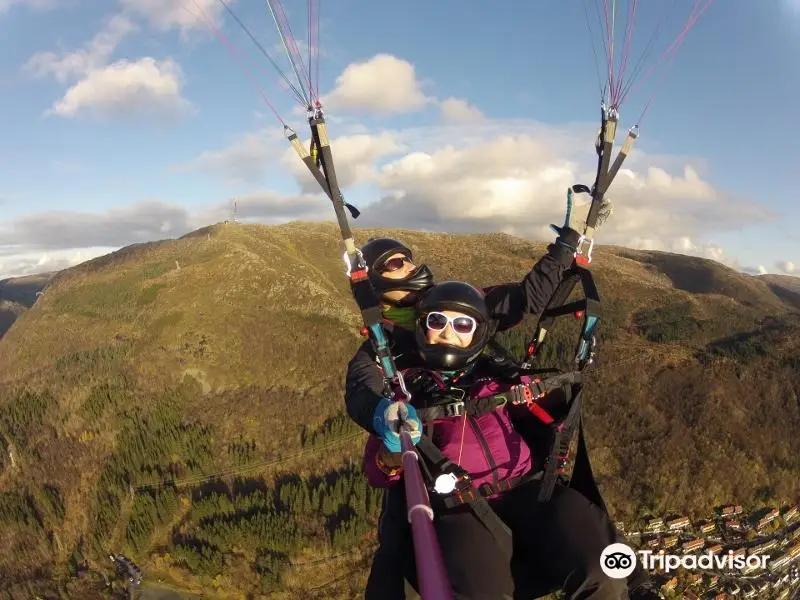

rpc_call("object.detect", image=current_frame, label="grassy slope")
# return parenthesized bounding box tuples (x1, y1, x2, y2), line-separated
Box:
(0, 221, 799, 598)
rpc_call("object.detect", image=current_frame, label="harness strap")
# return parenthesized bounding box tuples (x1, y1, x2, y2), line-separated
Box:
(415, 437, 513, 558)
(414, 372, 584, 422)
(441, 472, 543, 508)
(416, 394, 506, 420)
(538, 390, 582, 502)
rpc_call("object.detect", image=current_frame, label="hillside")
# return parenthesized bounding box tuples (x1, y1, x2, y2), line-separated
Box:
(760, 273, 800, 309)
(0, 271, 54, 337)
(0, 221, 799, 599)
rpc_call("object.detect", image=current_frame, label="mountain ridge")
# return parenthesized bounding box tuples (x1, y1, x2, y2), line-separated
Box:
(0, 221, 798, 598)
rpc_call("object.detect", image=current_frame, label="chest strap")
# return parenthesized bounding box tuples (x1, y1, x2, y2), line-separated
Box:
(414, 371, 583, 423)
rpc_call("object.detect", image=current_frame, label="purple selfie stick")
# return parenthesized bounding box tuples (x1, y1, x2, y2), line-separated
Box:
(400, 428, 453, 600)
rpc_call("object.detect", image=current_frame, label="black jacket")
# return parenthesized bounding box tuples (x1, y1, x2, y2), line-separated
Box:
(344, 238, 577, 435)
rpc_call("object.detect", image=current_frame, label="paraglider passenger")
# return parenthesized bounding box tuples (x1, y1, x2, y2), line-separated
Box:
(344, 192, 648, 598)
(355, 279, 628, 599)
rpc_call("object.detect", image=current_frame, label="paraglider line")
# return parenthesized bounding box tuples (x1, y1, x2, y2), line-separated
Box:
(612, 0, 638, 106)
(592, 0, 612, 104)
(582, 0, 607, 100)
(623, 0, 714, 117)
(307, 0, 321, 103)
(185, 0, 287, 126)
(633, 0, 716, 124)
(615, 0, 678, 109)
(602, 0, 615, 103)
(314, 0, 321, 102)
(267, 0, 313, 107)
(214, 0, 308, 107)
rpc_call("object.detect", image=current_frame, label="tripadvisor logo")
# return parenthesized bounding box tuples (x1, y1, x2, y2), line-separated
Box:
(600, 542, 771, 577)
(600, 543, 638, 579)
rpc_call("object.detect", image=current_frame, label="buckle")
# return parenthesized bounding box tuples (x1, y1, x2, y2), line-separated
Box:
(510, 384, 534, 405)
(443, 401, 465, 417)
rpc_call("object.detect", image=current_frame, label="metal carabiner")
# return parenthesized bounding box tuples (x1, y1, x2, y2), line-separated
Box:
(343, 249, 368, 278)
(575, 236, 595, 266)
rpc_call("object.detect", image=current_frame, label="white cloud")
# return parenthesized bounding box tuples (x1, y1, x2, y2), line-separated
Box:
(1, 200, 194, 251)
(777, 260, 796, 274)
(177, 128, 406, 188)
(173, 128, 283, 184)
(3, 41, 781, 280)
(196, 191, 330, 226)
(322, 54, 433, 114)
(23, 8, 194, 121)
(0, 247, 118, 281)
(120, 0, 232, 32)
(23, 14, 137, 83)
(181, 112, 775, 274)
(344, 123, 773, 271)
(742, 265, 768, 276)
(440, 97, 486, 124)
(0, 193, 329, 278)
(280, 131, 407, 191)
(46, 58, 193, 120)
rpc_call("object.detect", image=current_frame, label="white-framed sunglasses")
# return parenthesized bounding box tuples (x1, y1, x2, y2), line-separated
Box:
(425, 311, 477, 335)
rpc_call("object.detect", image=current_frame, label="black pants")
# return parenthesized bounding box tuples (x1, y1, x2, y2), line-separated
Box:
(365, 481, 629, 600)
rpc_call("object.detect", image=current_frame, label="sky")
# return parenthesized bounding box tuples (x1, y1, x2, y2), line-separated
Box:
(1, 0, 799, 280)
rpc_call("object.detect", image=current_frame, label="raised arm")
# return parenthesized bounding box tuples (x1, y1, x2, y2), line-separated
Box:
(483, 227, 581, 332)
(483, 187, 612, 332)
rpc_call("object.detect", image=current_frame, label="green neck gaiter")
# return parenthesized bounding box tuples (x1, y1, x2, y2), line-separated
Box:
(382, 306, 418, 330)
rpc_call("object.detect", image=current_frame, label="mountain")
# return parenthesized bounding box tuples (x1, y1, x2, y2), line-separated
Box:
(1, 221, 799, 599)
(759, 273, 800, 309)
(0, 271, 55, 337)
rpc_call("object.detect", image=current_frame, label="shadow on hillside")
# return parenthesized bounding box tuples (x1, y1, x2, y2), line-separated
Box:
(699, 315, 799, 364)
(0, 272, 54, 306)
(0, 272, 56, 336)
(766, 283, 800, 311)
(617, 250, 730, 295)
(0, 309, 16, 337)
(615, 249, 795, 310)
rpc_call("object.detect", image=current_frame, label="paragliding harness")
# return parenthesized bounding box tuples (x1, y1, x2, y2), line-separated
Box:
(396, 107, 632, 557)
(401, 268, 604, 557)
(292, 101, 635, 596)
(287, 102, 654, 598)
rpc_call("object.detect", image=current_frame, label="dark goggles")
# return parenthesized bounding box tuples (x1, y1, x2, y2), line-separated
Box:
(425, 311, 477, 335)
(380, 255, 413, 272)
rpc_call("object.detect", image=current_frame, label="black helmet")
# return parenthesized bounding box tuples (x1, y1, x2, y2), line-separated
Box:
(360, 237, 433, 305)
(415, 281, 491, 370)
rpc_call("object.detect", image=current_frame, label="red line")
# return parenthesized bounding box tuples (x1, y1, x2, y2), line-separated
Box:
(185, 0, 286, 125)
(613, 0, 639, 106)
(635, 0, 716, 123)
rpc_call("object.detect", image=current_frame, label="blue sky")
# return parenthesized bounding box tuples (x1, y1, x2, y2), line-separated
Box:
(1, 0, 798, 279)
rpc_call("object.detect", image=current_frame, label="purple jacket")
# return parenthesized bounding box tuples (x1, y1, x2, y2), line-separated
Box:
(363, 372, 539, 495)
